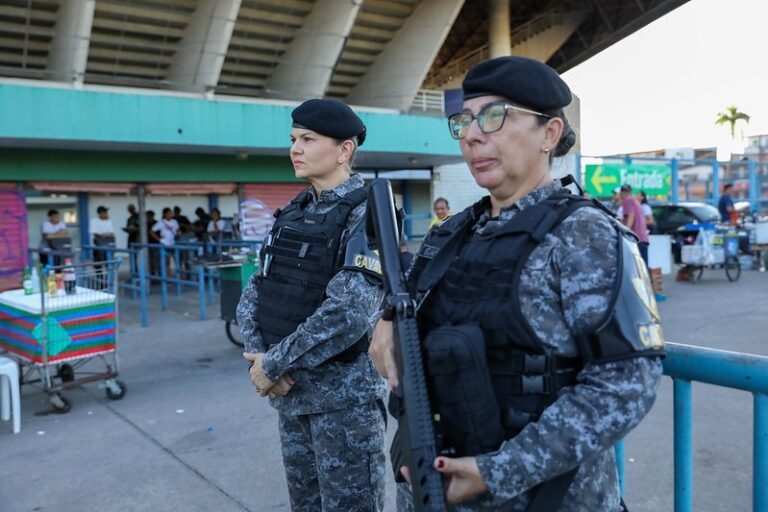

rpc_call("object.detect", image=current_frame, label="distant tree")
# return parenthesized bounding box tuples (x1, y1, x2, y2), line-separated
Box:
(715, 105, 751, 139)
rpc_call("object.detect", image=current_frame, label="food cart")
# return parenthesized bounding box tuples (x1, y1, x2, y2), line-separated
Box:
(680, 224, 741, 282)
(202, 257, 258, 347)
(0, 260, 125, 412)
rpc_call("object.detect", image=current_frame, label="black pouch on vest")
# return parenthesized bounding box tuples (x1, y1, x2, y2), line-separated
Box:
(424, 324, 505, 457)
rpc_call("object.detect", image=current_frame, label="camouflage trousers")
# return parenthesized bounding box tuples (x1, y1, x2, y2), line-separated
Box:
(278, 400, 387, 512)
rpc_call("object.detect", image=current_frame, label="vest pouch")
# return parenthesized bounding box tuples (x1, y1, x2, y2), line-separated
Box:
(424, 324, 505, 457)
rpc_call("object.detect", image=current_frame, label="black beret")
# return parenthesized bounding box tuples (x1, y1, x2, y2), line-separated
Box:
(291, 99, 367, 146)
(462, 56, 572, 112)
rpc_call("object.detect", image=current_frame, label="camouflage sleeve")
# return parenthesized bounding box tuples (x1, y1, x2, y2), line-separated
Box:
(476, 357, 662, 501)
(236, 272, 267, 354)
(475, 208, 663, 500)
(260, 204, 385, 381)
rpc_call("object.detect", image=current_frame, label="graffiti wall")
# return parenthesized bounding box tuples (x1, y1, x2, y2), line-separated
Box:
(0, 185, 28, 292)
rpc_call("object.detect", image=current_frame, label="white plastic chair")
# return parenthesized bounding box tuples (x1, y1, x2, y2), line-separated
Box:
(0, 356, 20, 434)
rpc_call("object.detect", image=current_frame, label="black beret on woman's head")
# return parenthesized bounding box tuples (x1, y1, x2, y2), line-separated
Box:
(462, 56, 572, 112)
(291, 98, 367, 146)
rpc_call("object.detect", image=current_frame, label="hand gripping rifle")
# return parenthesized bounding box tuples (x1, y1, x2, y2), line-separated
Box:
(365, 178, 447, 511)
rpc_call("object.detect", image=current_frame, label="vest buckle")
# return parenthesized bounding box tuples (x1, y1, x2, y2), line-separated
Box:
(523, 354, 548, 373)
(521, 374, 551, 394)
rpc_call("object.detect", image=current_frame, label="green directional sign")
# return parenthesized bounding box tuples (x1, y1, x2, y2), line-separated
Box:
(584, 164, 671, 197)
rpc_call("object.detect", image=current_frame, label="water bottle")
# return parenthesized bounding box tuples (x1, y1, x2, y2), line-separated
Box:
(31, 265, 41, 293)
(63, 258, 77, 295)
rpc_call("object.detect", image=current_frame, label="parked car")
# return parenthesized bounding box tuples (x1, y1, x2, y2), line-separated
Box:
(651, 202, 751, 262)
(650, 202, 720, 235)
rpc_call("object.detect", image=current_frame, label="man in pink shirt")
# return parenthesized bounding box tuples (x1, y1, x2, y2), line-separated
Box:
(620, 184, 650, 265)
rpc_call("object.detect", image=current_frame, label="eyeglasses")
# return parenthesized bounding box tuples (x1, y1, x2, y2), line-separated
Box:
(447, 102, 550, 140)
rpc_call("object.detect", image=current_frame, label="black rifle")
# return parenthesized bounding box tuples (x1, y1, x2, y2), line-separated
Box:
(366, 179, 447, 512)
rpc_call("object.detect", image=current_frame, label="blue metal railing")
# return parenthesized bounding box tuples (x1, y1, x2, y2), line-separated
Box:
(617, 342, 768, 511)
(82, 245, 149, 327)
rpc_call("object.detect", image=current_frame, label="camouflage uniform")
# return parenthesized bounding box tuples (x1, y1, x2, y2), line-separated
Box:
(398, 180, 663, 512)
(237, 173, 388, 511)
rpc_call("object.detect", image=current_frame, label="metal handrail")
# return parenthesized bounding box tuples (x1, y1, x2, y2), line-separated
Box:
(622, 342, 768, 512)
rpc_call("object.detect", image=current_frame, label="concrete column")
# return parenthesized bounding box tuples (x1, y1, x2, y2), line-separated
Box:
(265, 0, 361, 100)
(511, 13, 586, 62)
(48, 0, 95, 84)
(166, 0, 241, 92)
(488, 0, 511, 58)
(346, 0, 465, 112)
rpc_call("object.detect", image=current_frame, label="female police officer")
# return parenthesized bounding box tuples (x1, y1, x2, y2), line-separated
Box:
(370, 57, 664, 511)
(237, 99, 387, 511)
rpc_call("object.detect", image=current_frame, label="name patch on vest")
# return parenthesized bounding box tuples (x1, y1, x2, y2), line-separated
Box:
(419, 244, 439, 259)
(354, 254, 382, 274)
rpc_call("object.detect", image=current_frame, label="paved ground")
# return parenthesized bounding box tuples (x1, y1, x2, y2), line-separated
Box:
(1, 268, 766, 512)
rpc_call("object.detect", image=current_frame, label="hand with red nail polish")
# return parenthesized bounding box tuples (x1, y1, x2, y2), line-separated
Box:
(433, 456, 487, 504)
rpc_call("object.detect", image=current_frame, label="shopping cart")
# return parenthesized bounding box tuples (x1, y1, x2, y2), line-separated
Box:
(679, 224, 741, 282)
(0, 259, 126, 412)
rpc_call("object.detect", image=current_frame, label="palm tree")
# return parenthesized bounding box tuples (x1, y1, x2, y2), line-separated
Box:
(715, 105, 751, 139)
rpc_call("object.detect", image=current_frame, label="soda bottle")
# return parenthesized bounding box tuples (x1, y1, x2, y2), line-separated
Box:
(63, 258, 77, 295)
(22, 266, 33, 295)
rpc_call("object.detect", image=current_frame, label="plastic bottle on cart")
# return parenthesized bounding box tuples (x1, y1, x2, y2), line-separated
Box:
(63, 258, 76, 295)
(30, 265, 40, 293)
(47, 271, 58, 298)
(22, 266, 33, 295)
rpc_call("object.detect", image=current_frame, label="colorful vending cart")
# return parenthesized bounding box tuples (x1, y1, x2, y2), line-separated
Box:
(0, 260, 125, 412)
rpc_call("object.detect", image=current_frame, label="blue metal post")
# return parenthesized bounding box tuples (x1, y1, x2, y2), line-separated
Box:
(128, 251, 135, 300)
(671, 158, 679, 203)
(674, 379, 693, 512)
(159, 245, 168, 311)
(614, 440, 625, 496)
(208, 193, 218, 213)
(77, 192, 90, 258)
(197, 247, 206, 320)
(712, 160, 720, 205)
(755, 393, 768, 512)
(174, 247, 182, 296)
(208, 267, 215, 304)
(138, 249, 148, 327)
(749, 160, 759, 215)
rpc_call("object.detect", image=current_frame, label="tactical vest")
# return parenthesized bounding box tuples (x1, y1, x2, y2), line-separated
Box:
(410, 189, 601, 448)
(258, 186, 369, 363)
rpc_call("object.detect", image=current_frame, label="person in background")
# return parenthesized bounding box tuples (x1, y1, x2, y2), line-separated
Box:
(193, 207, 210, 241)
(621, 184, 650, 266)
(638, 190, 655, 233)
(40, 208, 69, 267)
(612, 186, 623, 217)
(428, 197, 451, 228)
(718, 183, 737, 225)
(124, 204, 140, 247)
(90, 206, 115, 287)
(151, 208, 179, 276)
(145, 210, 159, 276)
(173, 206, 193, 236)
(207, 208, 225, 236)
(399, 237, 414, 269)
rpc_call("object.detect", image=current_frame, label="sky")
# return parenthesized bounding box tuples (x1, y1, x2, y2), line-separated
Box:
(562, 0, 768, 157)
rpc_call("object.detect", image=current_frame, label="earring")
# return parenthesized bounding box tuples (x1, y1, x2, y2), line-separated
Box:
(543, 148, 551, 154)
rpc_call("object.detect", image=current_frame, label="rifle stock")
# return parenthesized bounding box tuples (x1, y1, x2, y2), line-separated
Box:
(366, 179, 447, 511)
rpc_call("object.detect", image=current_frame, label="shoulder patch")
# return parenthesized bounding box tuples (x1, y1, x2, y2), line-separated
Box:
(342, 228, 383, 279)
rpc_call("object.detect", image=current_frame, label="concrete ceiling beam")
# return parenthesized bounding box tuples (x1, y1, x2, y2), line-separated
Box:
(48, 0, 95, 84)
(264, 0, 362, 100)
(166, 0, 242, 92)
(346, 0, 465, 111)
